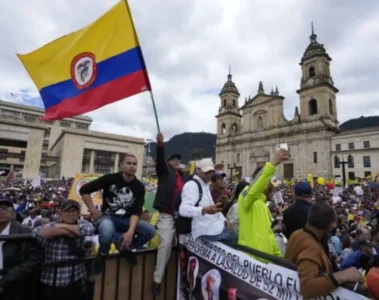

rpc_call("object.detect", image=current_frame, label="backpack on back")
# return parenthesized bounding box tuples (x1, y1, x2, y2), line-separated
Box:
(173, 179, 203, 234)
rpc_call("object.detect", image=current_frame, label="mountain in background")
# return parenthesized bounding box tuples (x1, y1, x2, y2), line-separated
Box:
(148, 132, 217, 163)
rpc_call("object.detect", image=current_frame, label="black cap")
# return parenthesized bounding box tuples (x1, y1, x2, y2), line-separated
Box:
(212, 173, 226, 182)
(60, 200, 80, 212)
(167, 154, 182, 162)
(0, 196, 13, 207)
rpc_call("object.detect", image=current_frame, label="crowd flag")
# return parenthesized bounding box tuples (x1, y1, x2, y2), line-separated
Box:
(17, 1, 159, 130)
(31, 175, 41, 188)
(5, 171, 14, 184)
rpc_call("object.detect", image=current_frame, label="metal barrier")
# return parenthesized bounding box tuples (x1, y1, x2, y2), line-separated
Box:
(0, 234, 178, 300)
(0, 234, 369, 299)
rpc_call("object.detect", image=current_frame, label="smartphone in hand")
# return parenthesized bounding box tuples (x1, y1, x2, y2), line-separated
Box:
(218, 195, 228, 206)
(277, 143, 289, 151)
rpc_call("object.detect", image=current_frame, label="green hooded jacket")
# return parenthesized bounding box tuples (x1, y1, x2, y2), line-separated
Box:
(237, 162, 282, 258)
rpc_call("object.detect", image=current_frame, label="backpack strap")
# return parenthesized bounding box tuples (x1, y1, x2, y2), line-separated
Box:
(192, 179, 203, 207)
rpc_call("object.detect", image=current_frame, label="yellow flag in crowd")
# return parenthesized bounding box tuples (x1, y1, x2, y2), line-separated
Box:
(69, 173, 103, 206)
(189, 161, 196, 176)
(307, 173, 314, 188)
(145, 174, 151, 183)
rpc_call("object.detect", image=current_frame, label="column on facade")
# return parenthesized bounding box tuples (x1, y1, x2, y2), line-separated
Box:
(114, 153, 120, 172)
(89, 150, 95, 174)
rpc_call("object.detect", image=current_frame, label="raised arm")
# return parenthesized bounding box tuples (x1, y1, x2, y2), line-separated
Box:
(155, 132, 168, 178)
(239, 149, 289, 211)
(246, 163, 276, 200)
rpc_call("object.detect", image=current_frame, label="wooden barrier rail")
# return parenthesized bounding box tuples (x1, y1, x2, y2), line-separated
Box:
(94, 248, 178, 300)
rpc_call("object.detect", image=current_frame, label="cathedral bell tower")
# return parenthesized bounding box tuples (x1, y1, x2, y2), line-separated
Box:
(216, 70, 242, 136)
(297, 23, 338, 124)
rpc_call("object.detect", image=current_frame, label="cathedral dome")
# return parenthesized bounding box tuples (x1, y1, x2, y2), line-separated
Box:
(220, 73, 240, 96)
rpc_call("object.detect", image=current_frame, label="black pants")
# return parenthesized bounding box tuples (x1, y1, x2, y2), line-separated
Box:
(39, 281, 83, 300)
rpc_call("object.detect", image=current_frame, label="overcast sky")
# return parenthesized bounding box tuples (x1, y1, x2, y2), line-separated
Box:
(1, 0, 379, 140)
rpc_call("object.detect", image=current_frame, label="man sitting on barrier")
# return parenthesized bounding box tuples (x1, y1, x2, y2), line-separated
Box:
(0, 196, 43, 300)
(33, 200, 95, 300)
(80, 153, 156, 274)
(286, 201, 362, 298)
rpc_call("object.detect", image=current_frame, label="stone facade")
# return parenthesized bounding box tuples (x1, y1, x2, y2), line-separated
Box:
(216, 28, 340, 179)
(0, 101, 145, 179)
(0, 118, 47, 179)
(50, 129, 144, 179)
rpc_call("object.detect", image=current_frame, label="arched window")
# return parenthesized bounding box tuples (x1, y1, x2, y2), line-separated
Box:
(223, 99, 227, 107)
(309, 99, 318, 115)
(231, 123, 238, 133)
(334, 156, 340, 168)
(309, 66, 315, 77)
(221, 123, 226, 134)
(348, 155, 354, 168)
(257, 116, 263, 129)
(232, 99, 236, 107)
(329, 99, 333, 115)
(236, 153, 240, 164)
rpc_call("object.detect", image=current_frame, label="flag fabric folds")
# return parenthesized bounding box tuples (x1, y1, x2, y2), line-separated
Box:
(17, 1, 151, 121)
(5, 171, 15, 184)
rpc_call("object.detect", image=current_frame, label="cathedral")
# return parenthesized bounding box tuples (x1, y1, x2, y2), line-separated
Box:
(215, 27, 340, 179)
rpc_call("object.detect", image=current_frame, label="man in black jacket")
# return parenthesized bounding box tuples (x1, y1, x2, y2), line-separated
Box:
(151, 133, 189, 296)
(283, 182, 313, 239)
(0, 196, 44, 300)
(283, 182, 331, 261)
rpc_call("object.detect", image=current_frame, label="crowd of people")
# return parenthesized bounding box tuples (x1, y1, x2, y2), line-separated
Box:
(0, 132, 379, 299)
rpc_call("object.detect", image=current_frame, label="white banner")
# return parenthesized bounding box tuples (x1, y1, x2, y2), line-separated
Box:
(178, 235, 367, 300)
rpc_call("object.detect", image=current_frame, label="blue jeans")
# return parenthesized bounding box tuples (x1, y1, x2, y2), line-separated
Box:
(96, 215, 156, 255)
(200, 227, 238, 244)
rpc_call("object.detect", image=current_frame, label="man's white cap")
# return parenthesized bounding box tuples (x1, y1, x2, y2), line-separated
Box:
(196, 158, 215, 172)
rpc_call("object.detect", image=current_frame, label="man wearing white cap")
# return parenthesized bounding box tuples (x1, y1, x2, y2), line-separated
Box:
(179, 158, 237, 243)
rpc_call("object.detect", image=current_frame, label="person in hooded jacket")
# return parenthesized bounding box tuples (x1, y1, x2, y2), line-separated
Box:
(237, 149, 289, 258)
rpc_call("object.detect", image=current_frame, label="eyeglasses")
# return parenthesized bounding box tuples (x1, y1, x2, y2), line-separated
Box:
(0, 207, 13, 213)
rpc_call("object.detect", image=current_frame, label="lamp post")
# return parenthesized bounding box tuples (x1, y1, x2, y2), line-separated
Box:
(335, 154, 352, 188)
(145, 138, 154, 177)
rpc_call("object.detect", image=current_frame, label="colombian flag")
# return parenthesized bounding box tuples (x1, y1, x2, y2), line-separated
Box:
(17, 1, 151, 121)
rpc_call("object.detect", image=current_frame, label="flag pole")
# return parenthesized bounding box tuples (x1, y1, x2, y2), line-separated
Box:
(123, 0, 161, 133)
(149, 91, 160, 132)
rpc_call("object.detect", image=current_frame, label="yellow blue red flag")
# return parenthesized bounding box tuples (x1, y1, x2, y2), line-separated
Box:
(17, 1, 151, 121)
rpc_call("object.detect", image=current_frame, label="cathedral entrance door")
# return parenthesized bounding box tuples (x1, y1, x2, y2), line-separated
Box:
(283, 163, 294, 179)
